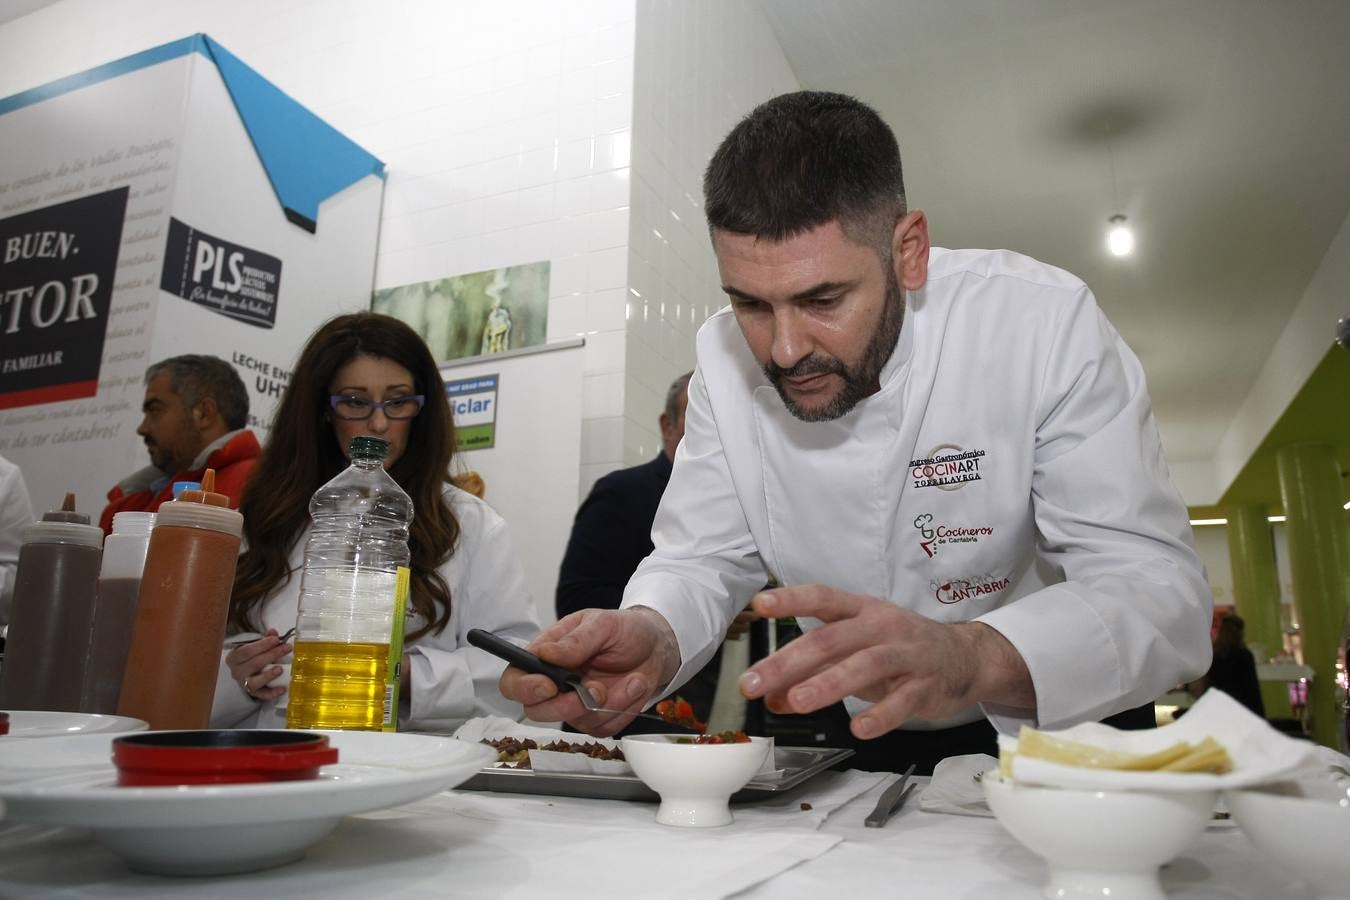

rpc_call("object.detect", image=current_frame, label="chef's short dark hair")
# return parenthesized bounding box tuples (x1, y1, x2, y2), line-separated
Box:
(146, 354, 249, 430)
(703, 91, 906, 252)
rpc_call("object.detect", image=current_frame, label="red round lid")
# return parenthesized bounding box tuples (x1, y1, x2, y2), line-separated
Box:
(112, 730, 338, 786)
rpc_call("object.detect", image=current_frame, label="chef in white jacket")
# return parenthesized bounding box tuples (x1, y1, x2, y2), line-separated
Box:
(501, 91, 1212, 772)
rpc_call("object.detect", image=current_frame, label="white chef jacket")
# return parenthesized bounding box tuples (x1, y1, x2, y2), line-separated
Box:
(211, 485, 543, 733)
(621, 247, 1213, 733)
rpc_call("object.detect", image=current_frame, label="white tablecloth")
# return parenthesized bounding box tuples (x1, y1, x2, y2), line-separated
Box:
(0, 770, 1315, 898)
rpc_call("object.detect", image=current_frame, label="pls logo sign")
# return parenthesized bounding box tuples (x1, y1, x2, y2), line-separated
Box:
(160, 218, 281, 328)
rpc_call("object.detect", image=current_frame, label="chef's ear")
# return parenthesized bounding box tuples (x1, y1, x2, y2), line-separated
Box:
(892, 209, 930, 291)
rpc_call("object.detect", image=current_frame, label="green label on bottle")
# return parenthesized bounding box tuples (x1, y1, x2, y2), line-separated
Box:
(383, 566, 410, 732)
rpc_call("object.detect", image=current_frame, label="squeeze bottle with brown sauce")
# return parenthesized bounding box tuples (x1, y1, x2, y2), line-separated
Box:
(0, 493, 103, 711)
(117, 470, 243, 729)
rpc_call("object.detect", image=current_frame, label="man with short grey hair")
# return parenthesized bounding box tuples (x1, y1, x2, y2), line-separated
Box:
(99, 354, 259, 533)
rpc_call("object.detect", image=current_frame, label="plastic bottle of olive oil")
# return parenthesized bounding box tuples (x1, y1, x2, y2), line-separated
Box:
(286, 436, 411, 731)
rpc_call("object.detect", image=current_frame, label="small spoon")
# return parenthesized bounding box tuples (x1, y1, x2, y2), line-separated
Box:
(467, 628, 701, 732)
(224, 627, 296, 650)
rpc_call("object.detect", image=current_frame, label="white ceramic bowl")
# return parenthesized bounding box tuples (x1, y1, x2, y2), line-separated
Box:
(1226, 775, 1350, 900)
(0, 731, 494, 875)
(983, 771, 1215, 900)
(621, 734, 770, 827)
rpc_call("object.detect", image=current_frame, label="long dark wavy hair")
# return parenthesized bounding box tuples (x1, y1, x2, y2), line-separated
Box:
(230, 312, 460, 641)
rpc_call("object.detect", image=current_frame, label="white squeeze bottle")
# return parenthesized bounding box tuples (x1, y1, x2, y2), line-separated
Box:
(81, 511, 156, 714)
(286, 435, 412, 731)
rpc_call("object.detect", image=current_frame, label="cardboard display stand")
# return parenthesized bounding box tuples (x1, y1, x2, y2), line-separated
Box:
(0, 35, 383, 515)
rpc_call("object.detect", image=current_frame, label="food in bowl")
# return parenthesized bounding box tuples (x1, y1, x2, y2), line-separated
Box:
(983, 769, 1216, 899)
(621, 733, 771, 827)
(1001, 725, 1232, 777)
(676, 730, 751, 745)
(112, 730, 337, 786)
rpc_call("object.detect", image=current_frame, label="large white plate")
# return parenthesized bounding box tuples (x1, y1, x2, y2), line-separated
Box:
(0, 730, 495, 875)
(1, 710, 147, 738)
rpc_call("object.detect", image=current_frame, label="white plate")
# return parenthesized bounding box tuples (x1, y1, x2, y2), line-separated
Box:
(1, 710, 147, 738)
(0, 730, 494, 875)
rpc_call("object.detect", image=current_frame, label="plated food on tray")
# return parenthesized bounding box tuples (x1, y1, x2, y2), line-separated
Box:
(481, 736, 626, 769)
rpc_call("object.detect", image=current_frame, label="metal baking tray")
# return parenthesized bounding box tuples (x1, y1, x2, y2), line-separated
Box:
(458, 745, 853, 803)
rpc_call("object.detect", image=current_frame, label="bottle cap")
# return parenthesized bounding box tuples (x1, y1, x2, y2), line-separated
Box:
(155, 469, 244, 537)
(177, 469, 230, 508)
(349, 435, 390, 460)
(172, 481, 202, 499)
(110, 511, 157, 536)
(23, 491, 103, 549)
(40, 491, 90, 525)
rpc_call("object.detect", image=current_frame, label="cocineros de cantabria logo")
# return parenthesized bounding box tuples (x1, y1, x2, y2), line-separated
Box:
(931, 573, 1012, 605)
(909, 443, 986, 491)
(913, 513, 993, 558)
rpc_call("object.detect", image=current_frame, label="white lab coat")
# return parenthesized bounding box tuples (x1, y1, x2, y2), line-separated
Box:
(0, 454, 34, 628)
(211, 485, 543, 733)
(621, 247, 1213, 733)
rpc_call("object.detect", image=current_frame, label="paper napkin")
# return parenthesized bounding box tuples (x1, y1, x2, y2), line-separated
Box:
(1000, 689, 1317, 791)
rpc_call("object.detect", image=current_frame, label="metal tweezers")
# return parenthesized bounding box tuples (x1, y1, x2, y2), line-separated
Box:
(864, 763, 918, 828)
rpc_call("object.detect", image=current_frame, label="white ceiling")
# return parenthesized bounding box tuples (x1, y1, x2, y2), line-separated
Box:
(0, 0, 56, 27)
(756, 0, 1350, 466)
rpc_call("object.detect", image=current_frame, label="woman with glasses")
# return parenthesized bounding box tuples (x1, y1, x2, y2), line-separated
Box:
(210, 312, 543, 731)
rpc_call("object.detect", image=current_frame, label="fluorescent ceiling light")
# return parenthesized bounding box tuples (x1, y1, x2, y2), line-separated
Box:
(1187, 513, 1331, 526)
(1107, 214, 1134, 257)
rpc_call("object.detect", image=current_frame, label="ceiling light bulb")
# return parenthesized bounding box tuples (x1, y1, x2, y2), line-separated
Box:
(1107, 214, 1134, 257)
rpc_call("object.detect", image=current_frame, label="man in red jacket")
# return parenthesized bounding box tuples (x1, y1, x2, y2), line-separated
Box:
(99, 355, 260, 533)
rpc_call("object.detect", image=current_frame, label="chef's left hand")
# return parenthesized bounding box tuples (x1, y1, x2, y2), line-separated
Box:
(736, 584, 1035, 740)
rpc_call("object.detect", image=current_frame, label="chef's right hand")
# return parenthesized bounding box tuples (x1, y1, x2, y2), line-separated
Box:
(225, 628, 292, 702)
(499, 607, 681, 737)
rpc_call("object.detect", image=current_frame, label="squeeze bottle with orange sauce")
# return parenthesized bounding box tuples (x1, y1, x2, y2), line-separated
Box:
(117, 469, 243, 729)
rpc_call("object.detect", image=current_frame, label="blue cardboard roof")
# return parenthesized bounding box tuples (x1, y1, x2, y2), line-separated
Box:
(0, 34, 385, 233)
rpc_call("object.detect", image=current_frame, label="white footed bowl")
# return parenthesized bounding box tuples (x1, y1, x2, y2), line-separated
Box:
(983, 771, 1215, 900)
(621, 734, 770, 827)
(1227, 776, 1350, 900)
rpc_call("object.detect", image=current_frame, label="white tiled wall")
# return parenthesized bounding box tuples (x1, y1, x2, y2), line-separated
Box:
(623, 0, 798, 471)
(0, 0, 639, 489)
(0, 0, 799, 508)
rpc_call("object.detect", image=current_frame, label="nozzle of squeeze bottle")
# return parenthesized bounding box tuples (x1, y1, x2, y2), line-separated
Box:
(177, 469, 230, 508)
(41, 491, 91, 525)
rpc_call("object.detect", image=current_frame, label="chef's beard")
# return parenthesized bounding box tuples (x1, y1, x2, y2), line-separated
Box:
(764, 265, 906, 422)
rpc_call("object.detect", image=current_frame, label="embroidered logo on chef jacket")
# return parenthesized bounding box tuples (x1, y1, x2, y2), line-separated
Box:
(913, 513, 994, 558)
(930, 573, 1011, 605)
(908, 443, 986, 491)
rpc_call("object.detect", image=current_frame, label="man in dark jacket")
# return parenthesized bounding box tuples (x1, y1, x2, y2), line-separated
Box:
(557, 372, 750, 726)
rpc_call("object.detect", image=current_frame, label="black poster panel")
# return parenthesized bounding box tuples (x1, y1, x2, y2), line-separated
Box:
(0, 186, 129, 410)
(159, 217, 281, 329)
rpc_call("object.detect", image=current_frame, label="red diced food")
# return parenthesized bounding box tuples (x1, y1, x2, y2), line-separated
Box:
(654, 695, 707, 733)
(677, 730, 752, 744)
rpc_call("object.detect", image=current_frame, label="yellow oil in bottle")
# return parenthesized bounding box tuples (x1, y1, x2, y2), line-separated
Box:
(286, 640, 391, 730)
